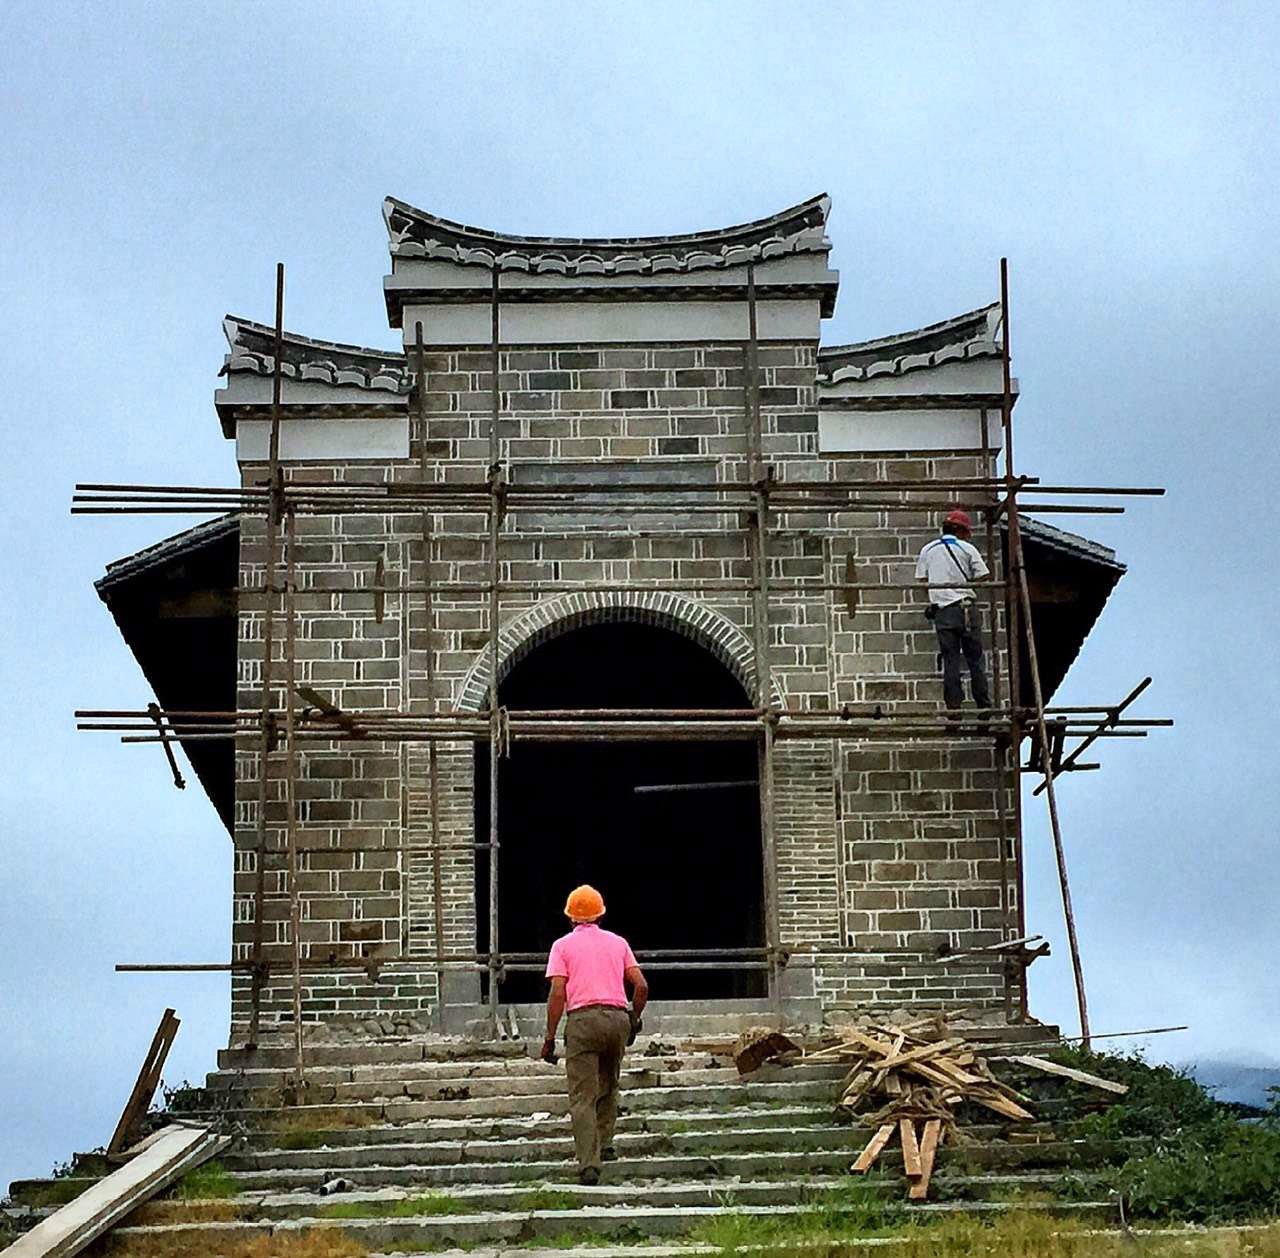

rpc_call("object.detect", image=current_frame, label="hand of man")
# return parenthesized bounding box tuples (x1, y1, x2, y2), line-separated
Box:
(627, 1010, 643, 1047)
(540, 1035, 558, 1064)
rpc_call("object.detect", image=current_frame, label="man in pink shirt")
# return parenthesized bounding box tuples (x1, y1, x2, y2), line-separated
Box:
(541, 884, 648, 1183)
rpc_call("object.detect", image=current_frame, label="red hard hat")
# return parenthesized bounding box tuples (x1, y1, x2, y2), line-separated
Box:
(944, 509, 973, 530)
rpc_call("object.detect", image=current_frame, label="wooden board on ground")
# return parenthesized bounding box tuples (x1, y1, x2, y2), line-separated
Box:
(107, 1008, 180, 1157)
(2, 1123, 227, 1258)
(909, 1119, 943, 1200)
(851, 1123, 896, 1173)
(899, 1117, 922, 1178)
(999, 1053, 1129, 1095)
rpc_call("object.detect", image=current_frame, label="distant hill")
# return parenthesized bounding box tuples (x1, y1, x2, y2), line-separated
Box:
(1187, 1060, 1280, 1110)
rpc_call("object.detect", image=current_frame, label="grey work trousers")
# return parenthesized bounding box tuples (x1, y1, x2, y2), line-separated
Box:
(933, 600, 992, 711)
(563, 1005, 631, 1172)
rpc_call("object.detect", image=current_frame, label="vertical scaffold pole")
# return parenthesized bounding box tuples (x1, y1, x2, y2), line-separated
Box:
(745, 264, 782, 1014)
(415, 322, 448, 1028)
(979, 410, 1014, 1024)
(249, 261, 286, 1047)
(487, 270, 503, 1033)
(1000, 258, 1091, 1047)
(284, 507, 304, 1083)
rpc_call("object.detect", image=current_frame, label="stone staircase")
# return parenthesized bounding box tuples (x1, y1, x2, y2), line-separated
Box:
(8, 1010, 1137, 1256)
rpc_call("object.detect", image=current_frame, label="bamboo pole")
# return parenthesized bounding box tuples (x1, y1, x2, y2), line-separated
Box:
(248, 262, 286, 1046)
(284, 509, 304, 1083)
(487, 269, 502, 1035)
(979, 409, 1015, 1024)
(745, 263, 782, 1012)
(1000, 258, 1090, 1046)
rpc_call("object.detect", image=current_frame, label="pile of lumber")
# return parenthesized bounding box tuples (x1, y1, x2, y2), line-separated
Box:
(804, 1018, 1035, 1200)
(729, 1018, 1130, 1202)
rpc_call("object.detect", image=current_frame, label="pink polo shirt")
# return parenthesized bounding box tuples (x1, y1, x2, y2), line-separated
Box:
(545, 923, 637, 1012)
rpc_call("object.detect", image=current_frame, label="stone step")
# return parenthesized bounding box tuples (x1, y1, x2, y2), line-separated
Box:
(225, 1123, 872, 1173)
(473, 1000, 824, 1040)
(112, 1197, 1114, 1251)
(242, 1104, 841, 1151)
(223, 1169, 1108, 1220)
(209, 1076, 843, 1125)
(217, 1038, 531, 1071)
(207, 1060, 847, 1103)
(223, 1137, 1127, 1193)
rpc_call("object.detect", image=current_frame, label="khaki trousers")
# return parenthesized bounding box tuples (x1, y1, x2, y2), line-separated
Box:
(563, 1005, 630, 1172)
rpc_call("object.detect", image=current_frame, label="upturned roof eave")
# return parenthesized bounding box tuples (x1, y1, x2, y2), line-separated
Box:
(383, 193, 832, 255)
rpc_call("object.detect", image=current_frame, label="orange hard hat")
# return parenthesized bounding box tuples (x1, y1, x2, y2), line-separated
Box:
(565, 885, 606, 922)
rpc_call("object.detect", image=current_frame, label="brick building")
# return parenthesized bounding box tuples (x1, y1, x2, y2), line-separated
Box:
(97, 195, 1123, 1041)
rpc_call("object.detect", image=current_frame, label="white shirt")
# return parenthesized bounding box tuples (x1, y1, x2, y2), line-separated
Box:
(915, 535, 990, 607)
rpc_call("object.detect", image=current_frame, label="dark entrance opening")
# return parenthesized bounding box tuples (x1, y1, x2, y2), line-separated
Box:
(476, 620, 765, 1003)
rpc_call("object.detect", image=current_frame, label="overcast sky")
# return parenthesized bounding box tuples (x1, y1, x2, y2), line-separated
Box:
(2, 0, 1277, 1193)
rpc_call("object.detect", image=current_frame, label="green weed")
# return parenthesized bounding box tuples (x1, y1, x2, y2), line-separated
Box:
(173, 1160, 239, 1201)
(520, 1187, 581, 1211)
(8, 1178, 94, 1208)
(319, 1193, 470, 1219)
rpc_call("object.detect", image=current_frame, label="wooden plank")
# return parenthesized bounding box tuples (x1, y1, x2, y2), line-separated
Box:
(968, 1088, 1036, 1121)
(107, 1009, 179, 1157)
(899, 1117, 922, 1177)
(904, 1058, 983, 1089)
(1001, 1053, 1129, 1095)
(909, 1119, 943, 1200)
(851, 1123, 896, 1173)
(802, 1038, 864, 1061)
(839, 1067, 875, 1109)
(4, 1124, 226, 1258)
(874, 1038, 963, 1072)
(841, 1029, 897, 1058)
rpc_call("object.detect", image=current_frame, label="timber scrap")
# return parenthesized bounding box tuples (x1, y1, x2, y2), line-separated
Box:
(728, 1017, 1128, 1201)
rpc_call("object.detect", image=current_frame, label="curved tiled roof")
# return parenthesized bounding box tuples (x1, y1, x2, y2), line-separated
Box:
(221, 316, 411, 395)
(97, 513, 240, 594)
(1017, 517, 1125, 571)
(383, 194, 832, 276)
(818, 303, 1002, 383)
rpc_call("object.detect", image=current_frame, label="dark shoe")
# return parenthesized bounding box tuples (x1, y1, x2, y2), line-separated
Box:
(601, 1146, 617, 1162)
(578, 1166, 600, 1186)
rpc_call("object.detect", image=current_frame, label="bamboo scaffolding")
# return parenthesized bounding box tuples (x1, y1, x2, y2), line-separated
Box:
(73, 254, 1168, 1040)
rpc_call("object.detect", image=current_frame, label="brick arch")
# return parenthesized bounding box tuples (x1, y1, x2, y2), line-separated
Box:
(455, 591, 778, 712)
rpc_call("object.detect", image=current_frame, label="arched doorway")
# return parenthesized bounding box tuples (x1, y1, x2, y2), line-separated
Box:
(475, 619, 765, 1003)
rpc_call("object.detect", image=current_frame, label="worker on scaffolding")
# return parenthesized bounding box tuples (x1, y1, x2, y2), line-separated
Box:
(916, 509, 993, 715)
(541, 885, 648, 1184)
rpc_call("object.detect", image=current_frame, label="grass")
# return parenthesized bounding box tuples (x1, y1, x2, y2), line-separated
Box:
(172, 1160, 239, 1200)
(520, 1187, 582, 1211)
(320, 1193, 471, 1219)
(101, 1227, 368, 1258)
(685, 1210, 1280, 1257)
(8, 1178, 95, 1208)
(691, 1180, 908, 1252)
(268, 1108, 379, 1140)
(125, 1200, 249, 1225)
(538, 1225, 651, 1248)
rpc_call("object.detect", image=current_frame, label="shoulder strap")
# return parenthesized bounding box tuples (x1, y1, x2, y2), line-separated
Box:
(939, 539, 972, 583)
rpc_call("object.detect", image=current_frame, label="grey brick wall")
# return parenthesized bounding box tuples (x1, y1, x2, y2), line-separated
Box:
(229, 342, 1018, 1038)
